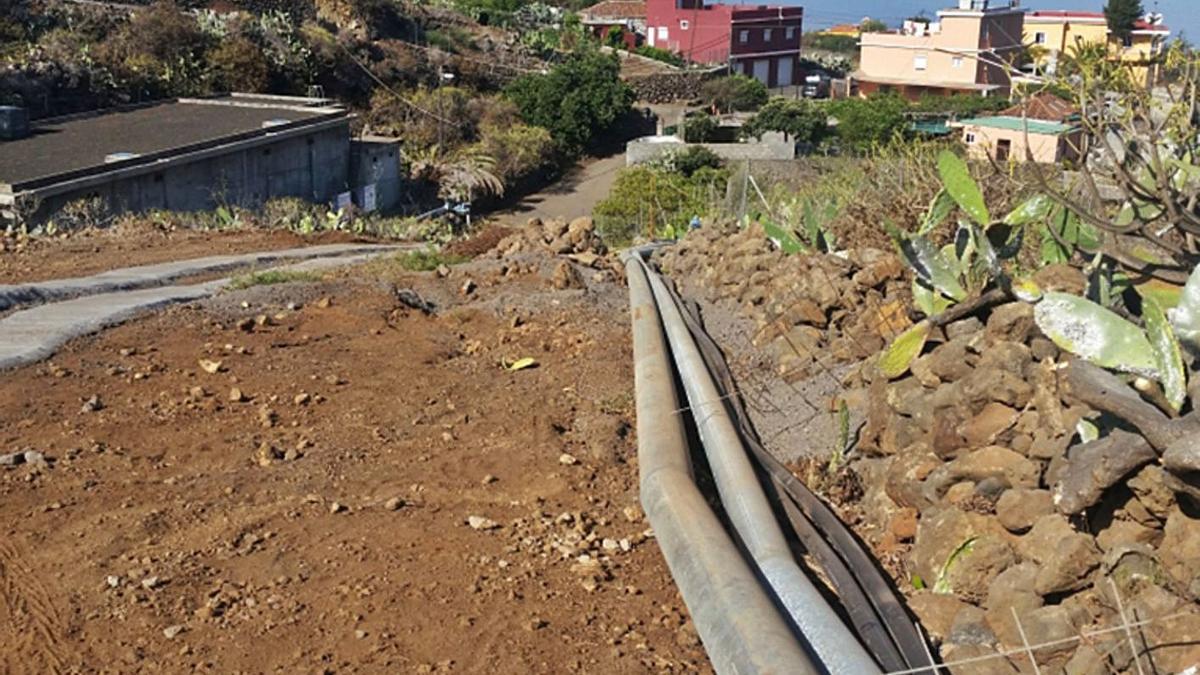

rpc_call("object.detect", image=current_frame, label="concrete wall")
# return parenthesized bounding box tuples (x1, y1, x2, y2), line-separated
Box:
(21, 122, 351, 223)
(350, 136, 403, 213)
(626, 132, 794, 165)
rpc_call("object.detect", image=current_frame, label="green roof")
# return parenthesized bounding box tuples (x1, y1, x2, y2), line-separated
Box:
(911, 120, 952, 136)
(956, 116, 1076, 135)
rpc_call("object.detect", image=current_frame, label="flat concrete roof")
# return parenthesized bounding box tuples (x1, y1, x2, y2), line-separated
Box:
(0, 95, 346, 190)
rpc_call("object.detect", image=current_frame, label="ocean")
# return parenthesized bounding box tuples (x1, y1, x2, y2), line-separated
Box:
(788, 0, 1198, 43)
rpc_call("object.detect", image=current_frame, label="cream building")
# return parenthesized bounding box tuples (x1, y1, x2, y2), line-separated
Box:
(852, 0, 1025, 99)
(951, 93, 1083, 163)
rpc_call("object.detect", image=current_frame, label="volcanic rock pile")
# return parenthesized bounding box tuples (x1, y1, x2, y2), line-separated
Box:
(655, 222, 912, 382)
(841, 296, 1200, 674)
(656, 223, 1200, 673)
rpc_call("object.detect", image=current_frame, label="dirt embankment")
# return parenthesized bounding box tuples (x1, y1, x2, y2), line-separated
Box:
(0, 238, 710, 673)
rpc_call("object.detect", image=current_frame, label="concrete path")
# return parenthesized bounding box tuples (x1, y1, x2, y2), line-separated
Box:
(0, 251, 389, 372)
(495, 153, 624, 223)
(0, 243, 402, 312)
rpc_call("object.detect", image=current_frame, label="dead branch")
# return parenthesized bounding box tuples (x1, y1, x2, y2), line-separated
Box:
(1054, 429, 1156, 515)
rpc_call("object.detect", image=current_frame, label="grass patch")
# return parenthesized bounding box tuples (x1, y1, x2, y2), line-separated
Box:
(392, 249, 470, 272)
(228, 269, 324, 290)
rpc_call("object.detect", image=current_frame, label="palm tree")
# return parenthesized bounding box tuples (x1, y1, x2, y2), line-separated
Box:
(404, 146, 505, 204)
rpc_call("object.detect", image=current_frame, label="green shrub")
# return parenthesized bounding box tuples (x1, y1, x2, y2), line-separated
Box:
(475, 121, 558, 182)
(209, 35, 270, 92)
(392, 248, 470, 271)
(681, 112, 718, 142)
(665, 146, 723, 177)
(634, 45, 684, 67)
(911, 93, 1009, 116)
(827, 94, 909, 150)
(803, 33, 858, 54)
(700, 74, 768, 113)
(594, 164, 727, 245)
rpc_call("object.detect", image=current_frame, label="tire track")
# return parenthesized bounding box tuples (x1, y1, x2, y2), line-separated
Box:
(0, 539, 67, 674)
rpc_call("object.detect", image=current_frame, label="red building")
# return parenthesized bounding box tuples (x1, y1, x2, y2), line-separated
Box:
(644, 0, 804, 88)
(580, 1, 647, 49)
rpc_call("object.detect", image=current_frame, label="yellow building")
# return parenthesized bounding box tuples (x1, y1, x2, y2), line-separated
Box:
(821, 23, 862, 37)
(1024, 10, 1171, 88)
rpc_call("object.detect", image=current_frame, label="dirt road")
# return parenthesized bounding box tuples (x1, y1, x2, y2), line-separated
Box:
(0, 247, 709, 674)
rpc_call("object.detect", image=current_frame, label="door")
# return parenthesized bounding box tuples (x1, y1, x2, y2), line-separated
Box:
(995, 139, 1011, 162)
(752, 59, 770, 87)
(776, 56, 793, 87)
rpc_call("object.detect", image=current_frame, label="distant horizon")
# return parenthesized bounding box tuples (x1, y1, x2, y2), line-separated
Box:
(757, 0, 1198, 42)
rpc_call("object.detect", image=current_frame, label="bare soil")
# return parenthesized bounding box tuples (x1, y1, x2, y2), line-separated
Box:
(0, 223, 367, 284)
(0, 252, 710, 674)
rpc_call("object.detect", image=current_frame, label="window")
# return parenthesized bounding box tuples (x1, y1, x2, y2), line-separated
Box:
(1122, 35, 1133, 48)
(764, 28, 772, 41)
(952, 56, 963, 68)
(965, 132, 977, 143)
(786, 26, 795, 40)
(658, 26, 668, 41)
(1034, 31, 1047, 45)
(680, 19, 689, 30)
(739, 29, 749, 43)
(914, 54, 928, 71)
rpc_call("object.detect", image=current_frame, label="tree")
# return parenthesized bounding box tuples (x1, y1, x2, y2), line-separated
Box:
(699, 74, 768, 113)
(1104, 0, 1145, 41)
(742, 97, 828, 144)
(604, 26, 625, 49)
(827, 94, 908, 150)
(404, 145, 504, 203)
(504, 48, 633, 156)
(859, 18, 888, 33)
(209, 36, 270, 93)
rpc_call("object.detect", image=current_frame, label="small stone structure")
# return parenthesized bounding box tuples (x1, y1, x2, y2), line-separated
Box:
(625, 131, 794, 165)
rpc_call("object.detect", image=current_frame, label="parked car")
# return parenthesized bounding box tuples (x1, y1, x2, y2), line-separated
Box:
(802, 73, 831, 99)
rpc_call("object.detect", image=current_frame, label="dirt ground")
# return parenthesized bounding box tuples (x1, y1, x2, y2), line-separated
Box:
(0, 251, 711, 674)
(0, 223, 365, 284)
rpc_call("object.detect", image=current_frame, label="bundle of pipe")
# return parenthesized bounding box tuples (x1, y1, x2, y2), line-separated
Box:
(625, 254, 818, 674)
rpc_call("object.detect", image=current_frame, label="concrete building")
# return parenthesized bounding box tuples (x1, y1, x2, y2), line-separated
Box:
(580, 0, 648, 49)
(852, 0, 1025, 99)
(644, 0, 804, 88)
(1024, 10, 1170, 88)
(951, 92, 1082, 163)
(0, 94, 402, 225)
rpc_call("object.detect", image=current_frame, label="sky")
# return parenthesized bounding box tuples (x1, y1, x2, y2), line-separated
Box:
(784, 0, 1198, 42)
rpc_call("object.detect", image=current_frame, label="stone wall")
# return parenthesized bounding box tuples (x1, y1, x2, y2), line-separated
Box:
(625, 133, 794, 166)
